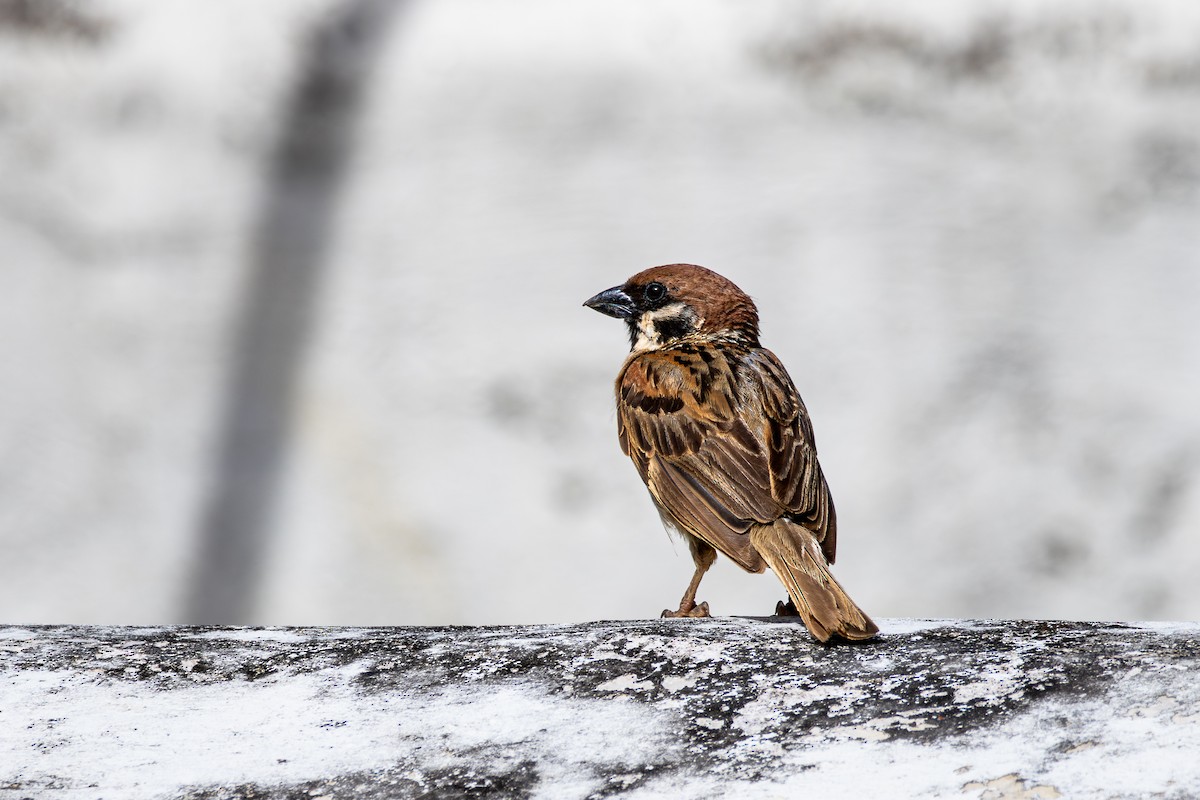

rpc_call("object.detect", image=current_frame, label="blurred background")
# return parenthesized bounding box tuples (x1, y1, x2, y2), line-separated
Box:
(2, 0, 1198, 626)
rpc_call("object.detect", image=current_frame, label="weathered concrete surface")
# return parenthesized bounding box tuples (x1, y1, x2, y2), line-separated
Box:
(1, 618, 1198, 799)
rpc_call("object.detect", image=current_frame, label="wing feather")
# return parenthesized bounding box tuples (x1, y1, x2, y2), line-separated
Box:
(617, 343, 838, 569)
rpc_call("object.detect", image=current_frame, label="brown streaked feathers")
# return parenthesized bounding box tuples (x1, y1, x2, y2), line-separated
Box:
(585, 264, 877, 642)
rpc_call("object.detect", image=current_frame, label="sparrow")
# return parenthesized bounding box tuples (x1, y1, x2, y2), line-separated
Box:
(584, 264, 878, 642)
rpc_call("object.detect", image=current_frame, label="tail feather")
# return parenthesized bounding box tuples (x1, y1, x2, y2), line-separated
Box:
(749, 523, 878, 642)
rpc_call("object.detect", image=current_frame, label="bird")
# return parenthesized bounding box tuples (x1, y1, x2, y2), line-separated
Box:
(583, 264, 878, 642)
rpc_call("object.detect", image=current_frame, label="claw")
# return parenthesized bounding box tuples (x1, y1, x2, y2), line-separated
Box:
(774, 598, 800, 617)
(661, 601, 711, 619)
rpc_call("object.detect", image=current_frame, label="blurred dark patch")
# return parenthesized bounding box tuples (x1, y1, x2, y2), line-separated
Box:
(552, 471, 594, 512)
(1079, 442, 1120, 498)
(487, 380, 534, 427)
(187, 0, 406, 624)
(1095, 129, 1200, 224)
(764, 18, 1012, 84)
(0, 197, 209, 261)
(760, 12, 1135, 97)
(1031, 528, 1088, 577)
(0, 0, 109, 43)
(1143, 55, 1200, 90)
(935, 336, 1050, 436)
(1135, 131, 1200, 204)
(486, 368, 603, 445)
(1129, 449, 1193, 546)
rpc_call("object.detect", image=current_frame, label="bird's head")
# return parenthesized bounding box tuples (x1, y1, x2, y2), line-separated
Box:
(584, 264, 760, 352)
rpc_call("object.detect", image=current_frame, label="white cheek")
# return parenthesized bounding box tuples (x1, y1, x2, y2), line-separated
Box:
(632, 316, 660, 352)
(631, 302, 696, 352)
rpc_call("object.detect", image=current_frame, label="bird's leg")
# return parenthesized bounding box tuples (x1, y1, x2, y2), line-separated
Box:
(662, 565, 710, 618)
(662, 537, 716, 618)
(774, 597, 800, 617)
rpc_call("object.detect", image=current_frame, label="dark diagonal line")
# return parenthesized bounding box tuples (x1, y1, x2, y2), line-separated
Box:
(185, 0, 405, 624)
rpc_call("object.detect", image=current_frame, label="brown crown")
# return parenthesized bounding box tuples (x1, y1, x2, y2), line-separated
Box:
(624, 263, 760, 342)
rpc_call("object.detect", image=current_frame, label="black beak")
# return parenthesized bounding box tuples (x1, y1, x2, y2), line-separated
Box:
(583, 286, 636, 320)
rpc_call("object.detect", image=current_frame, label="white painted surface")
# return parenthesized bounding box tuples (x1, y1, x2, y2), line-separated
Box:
(0, 1, 1198, 625)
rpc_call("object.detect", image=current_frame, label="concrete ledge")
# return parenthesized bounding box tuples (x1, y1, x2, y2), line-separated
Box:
(2, 619, 1198, 798)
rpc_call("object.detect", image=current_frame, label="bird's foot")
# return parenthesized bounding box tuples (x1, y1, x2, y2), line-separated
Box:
(774, 598, 800, 617)
(661, 601, 711, 618)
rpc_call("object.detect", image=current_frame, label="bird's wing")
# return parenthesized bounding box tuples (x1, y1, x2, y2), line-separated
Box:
(617, 344, 837, 569)
(749, 348, 837, 562)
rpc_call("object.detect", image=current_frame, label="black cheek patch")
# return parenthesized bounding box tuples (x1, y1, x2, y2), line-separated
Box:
(655, 317, 695, 342)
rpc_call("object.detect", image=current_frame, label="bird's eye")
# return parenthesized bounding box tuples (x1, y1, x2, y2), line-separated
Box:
(644, 282, 667, 303)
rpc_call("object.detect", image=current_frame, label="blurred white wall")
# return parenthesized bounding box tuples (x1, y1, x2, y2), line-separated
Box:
(1, 0, 1198, 625)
